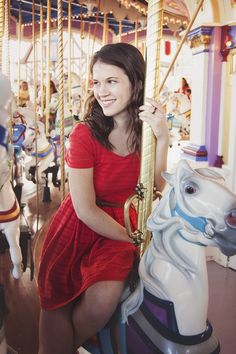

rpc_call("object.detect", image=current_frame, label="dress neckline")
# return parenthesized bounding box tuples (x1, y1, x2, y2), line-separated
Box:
(108, 149, 136, 158)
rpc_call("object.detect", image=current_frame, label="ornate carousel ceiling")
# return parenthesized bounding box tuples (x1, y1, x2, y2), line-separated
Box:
(9, 0, 189, 35)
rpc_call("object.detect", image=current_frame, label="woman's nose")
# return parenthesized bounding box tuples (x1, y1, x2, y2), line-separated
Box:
(98, 83, 109, 96)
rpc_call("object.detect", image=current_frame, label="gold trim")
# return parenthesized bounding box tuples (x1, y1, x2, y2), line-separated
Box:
(230, 49, 236, 74)
(0, 202, 20, 222)
(37, 143, 52, 155)
(189, 34, 211, 49)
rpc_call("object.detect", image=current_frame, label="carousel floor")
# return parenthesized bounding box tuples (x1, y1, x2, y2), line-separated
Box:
(1, 178, 236, 354)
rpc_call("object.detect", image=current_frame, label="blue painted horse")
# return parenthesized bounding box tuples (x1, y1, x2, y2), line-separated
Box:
(83, 159, 236, 354)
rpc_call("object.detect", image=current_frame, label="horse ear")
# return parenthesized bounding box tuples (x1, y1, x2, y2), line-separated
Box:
(195, 167, 225, 182)
(174, 159, 195, 182)
(163, 160, 195, 186)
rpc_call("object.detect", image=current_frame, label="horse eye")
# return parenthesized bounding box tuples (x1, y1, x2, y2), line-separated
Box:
(185, 185, 196, 194)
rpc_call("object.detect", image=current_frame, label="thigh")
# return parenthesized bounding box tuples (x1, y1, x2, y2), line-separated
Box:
(85, 281, 124, 307)
(74, 280, 125, 320)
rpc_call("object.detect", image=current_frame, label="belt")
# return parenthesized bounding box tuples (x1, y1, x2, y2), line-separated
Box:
(96, 199, 124, 208)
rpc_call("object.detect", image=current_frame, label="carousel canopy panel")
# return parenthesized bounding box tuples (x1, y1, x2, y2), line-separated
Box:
(9, 0, 189, 38)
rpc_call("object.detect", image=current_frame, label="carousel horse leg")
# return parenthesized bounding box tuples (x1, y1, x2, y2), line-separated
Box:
(42, 172, 51, 203)
(4, 222, 23, 279)
(13, 184, 23, 207)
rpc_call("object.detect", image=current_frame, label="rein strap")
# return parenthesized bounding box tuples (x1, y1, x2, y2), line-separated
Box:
(172, 203, 207, 233)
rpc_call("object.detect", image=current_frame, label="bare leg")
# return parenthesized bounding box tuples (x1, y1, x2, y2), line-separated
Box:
(38, 302, 76, 354)
(73, 280, 125, 348)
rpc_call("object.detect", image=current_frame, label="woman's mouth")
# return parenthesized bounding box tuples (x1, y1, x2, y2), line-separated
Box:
(100, 99, 116, 108)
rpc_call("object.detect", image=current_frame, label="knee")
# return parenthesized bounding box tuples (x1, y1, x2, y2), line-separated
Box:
(73, 295, 119, 332)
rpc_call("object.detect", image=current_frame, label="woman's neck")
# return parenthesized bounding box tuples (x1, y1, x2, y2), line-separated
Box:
(109, 121, 133, 156)
(113, 115, 130, 132)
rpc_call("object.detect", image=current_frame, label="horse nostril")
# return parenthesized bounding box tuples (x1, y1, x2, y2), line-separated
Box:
(226, 209, 236, 229)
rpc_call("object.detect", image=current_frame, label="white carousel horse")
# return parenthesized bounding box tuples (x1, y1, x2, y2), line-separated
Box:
(50, 86, 81, 138)
(0, 156, 22, 280)
(23, 120, 56, 185)
(48, 92, 76, 137)
(166, 92, 191, 138)
(84, 159, 236, 354)
(0, 73, 23, 280)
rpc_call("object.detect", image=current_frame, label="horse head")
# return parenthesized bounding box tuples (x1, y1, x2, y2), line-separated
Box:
(23, 121, 46, 154)
(49, 92, 59, 114)
(149, 159, 236, 256)
(166, 93, 191, 115)
(13, 106, 35, 125)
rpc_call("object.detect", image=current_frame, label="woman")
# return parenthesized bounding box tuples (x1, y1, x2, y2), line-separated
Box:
(37, 43, 169, 354)
(178, 77, 191, 96)
(37, 80, 58, 131)
(18, 80, 30, 107)
(48, 80, 59, 131)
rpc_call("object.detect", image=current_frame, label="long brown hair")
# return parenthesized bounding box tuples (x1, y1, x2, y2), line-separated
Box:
(83, 43, 145, 152)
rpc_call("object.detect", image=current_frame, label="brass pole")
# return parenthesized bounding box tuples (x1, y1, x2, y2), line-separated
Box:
(91, 7, 99, 56)
(79, 9, 84, 97)
(138, 0, 164, 253)
(134, 16, 138, 48)
(45, 0, 51, 137)
(68, 0, 72, 112)
(32, 0, 40, 232)
(85, 22, 91, 95)
(141, 40, 146, 59)
(102, 13, 108, 45)
(118, 20, 122, 43)
(17, 3, 22, 106)
(5, 0, 12, 143)
(4, 0, 10, 79)
(0, 0, 4, 71)
(40, 0, 44, 115)
(57, 0, 65, 201)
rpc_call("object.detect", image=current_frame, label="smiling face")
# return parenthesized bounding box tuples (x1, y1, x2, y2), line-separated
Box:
(92, 60, 132, 121)
(21, 81, 28, 91)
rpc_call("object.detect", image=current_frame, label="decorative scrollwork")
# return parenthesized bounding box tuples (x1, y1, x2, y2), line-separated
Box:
(130, 230, 144, 246)
(135, 183, 146, 200)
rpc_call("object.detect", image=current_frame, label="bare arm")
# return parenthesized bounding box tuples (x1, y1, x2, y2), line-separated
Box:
(139, 97, 169, 192)
(68, 167, 132, 243)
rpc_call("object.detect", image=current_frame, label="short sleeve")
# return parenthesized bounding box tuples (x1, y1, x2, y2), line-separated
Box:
(65, 123, 95, 168)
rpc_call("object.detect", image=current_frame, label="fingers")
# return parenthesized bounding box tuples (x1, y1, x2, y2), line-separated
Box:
(139, 97, 166, 116)
(138, 97, 169, 139)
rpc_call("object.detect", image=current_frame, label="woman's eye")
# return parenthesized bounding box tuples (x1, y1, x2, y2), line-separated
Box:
(185, 185, 196, 194)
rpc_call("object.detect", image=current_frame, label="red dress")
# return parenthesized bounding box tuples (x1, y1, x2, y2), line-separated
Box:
(37, 123, 140, 310)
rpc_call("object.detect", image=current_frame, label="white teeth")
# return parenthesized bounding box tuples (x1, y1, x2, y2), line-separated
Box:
(101, 100, 115, 108)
